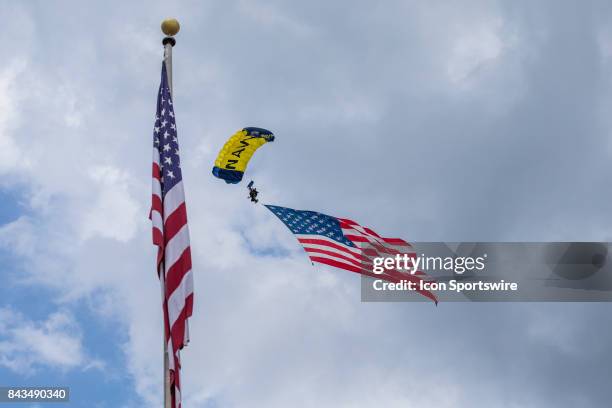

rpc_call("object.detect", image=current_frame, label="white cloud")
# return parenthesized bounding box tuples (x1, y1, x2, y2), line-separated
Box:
(446, 18, 505, 84)
(237, 0, 315, 38)
(80, 165, 141, 242)
(0, 61, 29, 176)
(0, 307, 102, 374)
(0, 216, 36, 257)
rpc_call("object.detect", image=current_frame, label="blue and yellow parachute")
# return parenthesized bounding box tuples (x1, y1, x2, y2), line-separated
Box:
(212, 127, 275, 184)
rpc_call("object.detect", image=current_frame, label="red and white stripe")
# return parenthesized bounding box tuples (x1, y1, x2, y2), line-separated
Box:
(298, 218, 437, 303)
(151, 147, 193, 408)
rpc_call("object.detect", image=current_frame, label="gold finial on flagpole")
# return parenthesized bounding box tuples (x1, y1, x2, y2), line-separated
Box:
(161, 18, 180, 36)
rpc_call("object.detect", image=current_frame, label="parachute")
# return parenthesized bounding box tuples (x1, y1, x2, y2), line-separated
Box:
(212, 127, 275, 184)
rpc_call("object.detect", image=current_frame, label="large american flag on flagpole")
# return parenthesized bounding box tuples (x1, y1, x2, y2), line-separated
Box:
(151, 62, 194, 408)
(265, 205, 437, 303)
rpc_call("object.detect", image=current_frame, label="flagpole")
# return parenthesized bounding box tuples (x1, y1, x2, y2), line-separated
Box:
(161, 18, 180, 408)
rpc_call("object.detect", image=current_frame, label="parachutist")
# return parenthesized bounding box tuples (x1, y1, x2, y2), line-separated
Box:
(249, 189, 259, 203)
(247, 181, 259, 203)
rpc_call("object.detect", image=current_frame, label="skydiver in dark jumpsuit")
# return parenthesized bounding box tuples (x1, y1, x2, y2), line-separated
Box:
(247, 180, 259, 203)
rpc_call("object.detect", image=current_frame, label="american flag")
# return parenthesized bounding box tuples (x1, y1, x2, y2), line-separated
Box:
(265, 205, 437, 303)
(150, 62, 193, 408)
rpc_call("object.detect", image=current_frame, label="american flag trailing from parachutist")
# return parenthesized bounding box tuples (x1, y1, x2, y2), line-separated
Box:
(150, 62, 193, 408)
(265, 205, 437, 303)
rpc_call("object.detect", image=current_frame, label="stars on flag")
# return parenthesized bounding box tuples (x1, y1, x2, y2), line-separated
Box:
(267, 205, 354, 247)
(152, 86, 182, 192)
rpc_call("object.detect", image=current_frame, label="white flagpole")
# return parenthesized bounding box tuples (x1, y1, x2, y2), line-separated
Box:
(161, 18, 179, 408)
(161, 261, 172, 408)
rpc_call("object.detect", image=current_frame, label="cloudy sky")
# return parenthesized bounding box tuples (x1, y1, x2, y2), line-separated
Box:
(1, 0, 612, 407)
